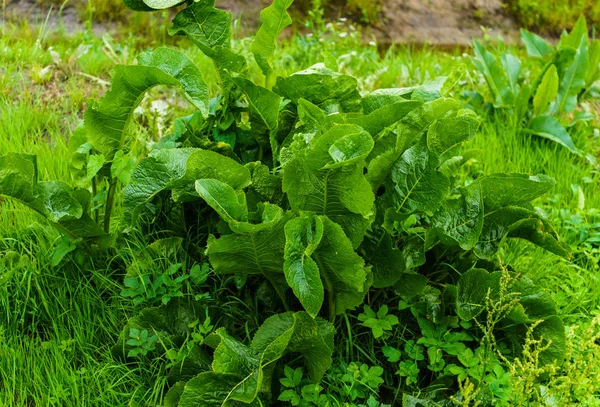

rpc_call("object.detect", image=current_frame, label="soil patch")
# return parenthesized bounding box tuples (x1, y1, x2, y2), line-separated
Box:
(2, 0, 520, 46)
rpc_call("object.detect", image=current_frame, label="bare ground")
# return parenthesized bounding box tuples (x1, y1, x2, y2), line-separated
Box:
(1, 0, 519, 46)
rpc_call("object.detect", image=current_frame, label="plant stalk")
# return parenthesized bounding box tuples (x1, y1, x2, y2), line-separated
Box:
(104, 177, 118, 233)
(264, 273, 290, 312)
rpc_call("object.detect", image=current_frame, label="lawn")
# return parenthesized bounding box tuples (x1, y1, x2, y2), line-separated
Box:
(1, 1, 600, 406)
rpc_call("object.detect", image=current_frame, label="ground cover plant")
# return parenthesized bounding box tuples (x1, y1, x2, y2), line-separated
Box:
(1, 0, 600, 406)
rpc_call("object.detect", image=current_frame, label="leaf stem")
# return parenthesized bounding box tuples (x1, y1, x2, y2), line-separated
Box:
(315, 255, 336, 323)
(264, 273, 290, 312)
(103, 177, 117, 233)
(91, 176, 98, 223)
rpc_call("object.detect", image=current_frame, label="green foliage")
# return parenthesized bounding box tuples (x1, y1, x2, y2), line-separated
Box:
(471, 18, 600, 155)
(1, 0, 583, 405)
(505, 0, 600, 35)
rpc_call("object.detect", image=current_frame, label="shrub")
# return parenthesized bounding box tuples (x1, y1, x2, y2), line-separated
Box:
(0, 0, 573, 404)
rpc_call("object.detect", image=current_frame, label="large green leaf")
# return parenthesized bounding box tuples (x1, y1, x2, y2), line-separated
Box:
(387, 138, 450, 214)
(123, 148, 251, 224)
(273, 64, 362, 113)
(362, 88, 414, 114)
(312, 217, 371, 315)
(555, 18, 588, 114)
(521, 29, 553, 59)
(366, 97, 459, 188)
(178, 312, 333, 406)
(533, 64, 558, 116)
(475, 173, 555, 211)
(527, 115, 579, 154)
(472, 40, 515, 107)
(283, 215, 325, 318)
(426, 109, 480, 156)
(586, 39, 600, 87)
(250, 312, 334, 380)
(489, 275, 566, 366)
(456, 268, 490, 320)
(283, 213, 372, 316)
(113, 299, 206, 359)
(232, 76, 281, 155)
(361, 228, 405, 288)
(0, 153, 104, 239)
(282, 124, 375, 247)
(507, 218, 569, 257)
(348, 100, 422, 137)
(251, 0, 294, 77)
(501, 52, 521, 100)
(123, 0, 184, 11)
(206, 210, 292, 277)
(84, 48, 209, 159)
(177, 373, 241, 407)
(474, 206, 537, 259)
(168, 0, 246, 73)
(428, 183, 483, 251)
(194, 179, 249, 224)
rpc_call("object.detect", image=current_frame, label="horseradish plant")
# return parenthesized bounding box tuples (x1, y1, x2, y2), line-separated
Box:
(0, 0, 569, 403)
(471, 16, 599, 155)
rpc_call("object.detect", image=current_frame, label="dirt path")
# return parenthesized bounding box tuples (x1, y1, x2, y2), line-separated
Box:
(2, 0, 519, 46)
(376, 0, 518, 47)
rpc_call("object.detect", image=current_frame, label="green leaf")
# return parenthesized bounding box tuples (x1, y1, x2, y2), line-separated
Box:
(123, 0, 184, 11)
(472, 40, 515, 107)
(177, 373, 241, 407)
(428, 183, 483, 251)
(168, 1, 246, 73)
(366, 97, 459, 188)
(555, 21, 588, 114)
(533, 64, 558, 116)
(507, 218, 569, 257)
(456, 268, 490, 320)
(348, 100, 422, 137)
(207, 210, 292, 277)
(113, 299, 206, 359)
(284, 214, 371, 316)
(388, 138, 450, 214)
(501, 52, 521, 98)
(325, 128, 374, 169)
(86, 154, 105, 181)
(251, 312, 334, 380)
(0, 153, 105, 239)
(361, 229, 405, 288)
(362, 88, 414, 114)
(163, 382, 186, 407)
(441, 63, 467, 96)
(427, 110, 480, 156)
(273, 64, 362, 113)
(586, 39, 600, 87)
(111, 150, 135, 185)
(474, 206, 537, 259)
(282, 124, 374, 247)
(521, 29, 553, 58)
(124, 148, 251, 224)
(528, 115, 580, 155)
(232, 76, 281, 155)
(284, 214, 325, 318)
(395, 273, 428, 297)
(475, 173, 555, 211)
(84, 48, 209, 159)
(195, 179, 248, 224)
(312, 217, 371, 315)
(179, 312, 333, 405)
(251, 0, 294, 77)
